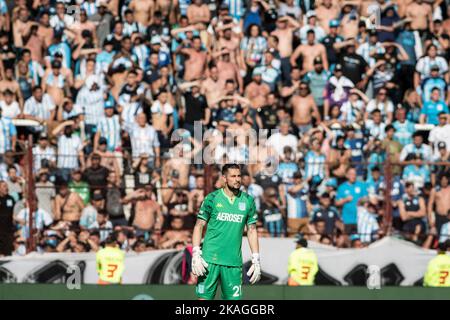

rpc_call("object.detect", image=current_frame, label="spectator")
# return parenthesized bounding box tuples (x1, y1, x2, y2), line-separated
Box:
(400, 131, 433, 162)
(80, 190, 105, 229)
(311, 192, 342, 237)
(130, 113, 161, 167)
(402, 153, 431, 190)
(398, 181, 427, 243)
(0, 181, 15, 256)
(35, 169, 56, 217)
(83, 153, 109, 192)
(284, 171, 310, 236)
(420, 88, 449, 125)
(32, 132, 56, 173)
(336, 167, 368, 235)
(357, 200, 381, 244)
(69, 168, 90, 205)
(53, 182, 85, 223)
(260, 187, 285, 237)
(393, 108, 416, 147)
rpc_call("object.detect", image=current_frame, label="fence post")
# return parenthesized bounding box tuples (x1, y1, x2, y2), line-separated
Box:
(383, 151, 393, 236)
(26, 135, 37, 253)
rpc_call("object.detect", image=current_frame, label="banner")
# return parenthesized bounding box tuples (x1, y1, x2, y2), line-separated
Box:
(0, 237, 440, 285)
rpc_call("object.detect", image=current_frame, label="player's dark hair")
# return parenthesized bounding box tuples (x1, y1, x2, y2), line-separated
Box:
(222, 163, 241, 175)
(297, 238, 308, 248)
(105, 235, 118, 246)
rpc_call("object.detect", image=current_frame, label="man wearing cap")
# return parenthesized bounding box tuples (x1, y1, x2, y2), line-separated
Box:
(420, 65, 448, 103)
(323, 63, 354, 118)
(95, 101, 121, 154)
(32, 132, 56, 173)
(291, 29, 328, 75)
(429, 113, 450, 157)
(423, 240, 450, 287)
(287, 237, 318, 286)
(244, 68, 271, 109)
(321, 19, 345, 68)
(312, 192, 342, 237)
(420, 88, 449, 125)
(42, 59, 67, 107)
(46, 31, 72, 69)
(303, 57, 331, 117)
(80, 190, 105, 229)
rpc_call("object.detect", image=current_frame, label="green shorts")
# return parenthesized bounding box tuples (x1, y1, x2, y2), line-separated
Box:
(196, 263, 242, 300)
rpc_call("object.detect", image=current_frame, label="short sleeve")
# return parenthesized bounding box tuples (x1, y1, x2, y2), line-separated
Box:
(198, 193, 213, 221)
(246, 196, 257, 225)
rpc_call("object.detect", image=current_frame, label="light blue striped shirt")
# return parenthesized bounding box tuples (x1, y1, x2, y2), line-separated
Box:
(304, 151, 326, 179)
(97, 115, 121, 152)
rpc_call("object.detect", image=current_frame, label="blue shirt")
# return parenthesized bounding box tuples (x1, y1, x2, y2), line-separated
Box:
(421, 101, 449, 125)
(396, 31, 416, 66)
(420, 77, 447, 103)
(336, 181, 368, 225)
(393, 120, 416, 146)
(277, 162, 299, 186)
(48, 42, 72, 69)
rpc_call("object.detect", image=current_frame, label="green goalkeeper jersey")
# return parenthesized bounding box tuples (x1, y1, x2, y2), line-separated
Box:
(198, 188, 258, 267)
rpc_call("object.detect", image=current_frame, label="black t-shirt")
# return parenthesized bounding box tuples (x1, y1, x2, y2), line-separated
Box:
(106, 186, 126, 218)
(312, 205, 340, 235)
(0, 195, 15, 234)
(258, 105, 278, 131)
(321, 35, 340, 65)
(0, 44, 16, 69)
(83, 166, 109, 191)
(254, 173, 281, 190)
(183, 92, 207, 124)
(339, 53, 368, 85)
(143, 67, 160, 84)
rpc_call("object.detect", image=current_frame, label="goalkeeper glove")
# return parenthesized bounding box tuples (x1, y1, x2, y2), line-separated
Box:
(191, 246, 208, 277)
(246, 253, 261, 284)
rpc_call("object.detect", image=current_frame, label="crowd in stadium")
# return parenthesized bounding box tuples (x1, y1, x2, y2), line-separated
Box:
(0, 0, 448, 257)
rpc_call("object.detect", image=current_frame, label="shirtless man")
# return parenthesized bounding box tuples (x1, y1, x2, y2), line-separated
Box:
(158, 216, 191, 249)
(36, 12, 53, 51)
(215, 49, 244, 93)
(151, 90, 174, 138)
(244, 69, 271, 109)
(316, 0, 340, 34)
(428, 174, 450, 235)
(290, 81, 321, 135)
(13, 7, 35, 48)
(201, 65, 225, 107)
(406, 0, 433, 33)
(42, 60, 68, 107)
(0, 67, 23, 107)
(340, 4, 359, 39)
(290, 30, 328, 76)
(24, 24, 44, 65)
(188, 175, 205, 214)
(68, 9, 98, 47)
(53, 183, 85, 223)
(130, 0, 155, 27)
(163, 136, 201, 188)
(156, 0, 178, 25)
(271, 15, 300, 59)
(180, 36, 207, 81)
(187, 0, 211, 25)
(216, 26, 241, 66)
(131, 186, 164, 237)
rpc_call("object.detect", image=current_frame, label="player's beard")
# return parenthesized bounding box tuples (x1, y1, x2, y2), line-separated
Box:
(227, 181, 241, 193)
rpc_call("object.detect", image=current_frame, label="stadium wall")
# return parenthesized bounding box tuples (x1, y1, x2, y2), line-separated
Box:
(1, 284, 449, 300)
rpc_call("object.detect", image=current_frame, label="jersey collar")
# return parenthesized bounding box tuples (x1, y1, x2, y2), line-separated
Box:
(221, 188, 240, 205)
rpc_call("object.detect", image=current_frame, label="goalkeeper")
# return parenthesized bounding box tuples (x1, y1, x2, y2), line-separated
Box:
(191, 163, 261, 300)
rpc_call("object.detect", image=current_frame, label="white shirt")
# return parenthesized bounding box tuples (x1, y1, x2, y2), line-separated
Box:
(32, 145, 56, 172)
(151, 101, 174, 115)
(57, 134, 83, 169)
(24, 94, 55, 120)
(76, 86, 105, 125)
(267, 133, 298, 158)
(429, 124, 450, 156)
(0, 100, 20, 119)
(130, 124, 160, 158)
(366, 99, 394, 119)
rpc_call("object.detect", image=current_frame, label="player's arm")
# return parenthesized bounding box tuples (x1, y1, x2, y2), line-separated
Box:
(192, 218, 207, 248)
(246, 223, 261, 284)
